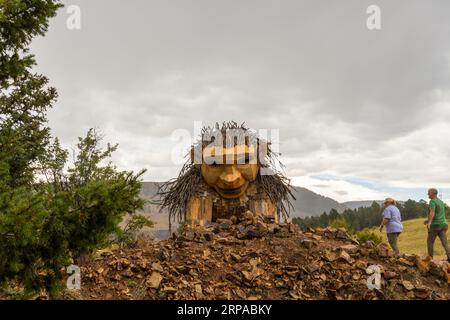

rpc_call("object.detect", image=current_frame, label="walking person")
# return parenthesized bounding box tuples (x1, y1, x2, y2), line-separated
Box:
(379, 198, 403, 255)
(425, 188, 450, 262)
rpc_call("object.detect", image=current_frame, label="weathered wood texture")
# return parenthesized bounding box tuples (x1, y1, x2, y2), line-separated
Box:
(185, 184, 278, 226)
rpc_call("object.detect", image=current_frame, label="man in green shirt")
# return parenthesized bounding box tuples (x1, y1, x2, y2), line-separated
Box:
(425, 188, 450, 262)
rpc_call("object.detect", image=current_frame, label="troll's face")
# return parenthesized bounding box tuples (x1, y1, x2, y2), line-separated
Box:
(200, 144, 259, 199)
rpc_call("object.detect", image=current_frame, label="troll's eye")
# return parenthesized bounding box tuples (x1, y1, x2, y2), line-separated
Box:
(211, 161, 220, 167)
(241, 155, 254, 164)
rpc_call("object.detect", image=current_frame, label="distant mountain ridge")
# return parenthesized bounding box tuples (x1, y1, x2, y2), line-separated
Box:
(290, 186, 347, 218)
(342, 200, 383, 210)
(139, 182, 347, 217)
(138, 182, 348, 239)
(342, 200, 408, 210)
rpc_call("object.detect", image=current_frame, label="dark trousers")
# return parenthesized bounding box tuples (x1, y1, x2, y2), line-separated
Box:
(387, 232, 401, 254)
(427, 225, 450, 259)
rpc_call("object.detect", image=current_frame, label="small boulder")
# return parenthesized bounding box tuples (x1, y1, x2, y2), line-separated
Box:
(338, 250, 354, 264)
(146, 272, 163, 289)
(339, 244, 359, 254)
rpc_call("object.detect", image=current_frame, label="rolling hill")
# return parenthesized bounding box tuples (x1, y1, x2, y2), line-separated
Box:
(373, 218, 448, 259)
(290, 186, 347, 217)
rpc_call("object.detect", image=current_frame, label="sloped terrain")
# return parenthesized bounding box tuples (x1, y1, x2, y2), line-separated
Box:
(75, 211, 450, 300)
(375, 218, 448, 259)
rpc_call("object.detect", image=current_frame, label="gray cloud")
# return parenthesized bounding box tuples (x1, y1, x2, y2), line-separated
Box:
(30, 0, 450, 197)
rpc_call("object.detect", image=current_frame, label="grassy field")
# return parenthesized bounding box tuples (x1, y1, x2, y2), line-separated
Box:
(373, 218, 449, 259)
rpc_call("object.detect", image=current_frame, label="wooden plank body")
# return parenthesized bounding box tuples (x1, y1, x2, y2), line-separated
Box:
(185, 188, 278, 225)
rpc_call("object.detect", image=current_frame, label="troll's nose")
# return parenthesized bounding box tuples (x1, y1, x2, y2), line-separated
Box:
(219, 165, 241, 186)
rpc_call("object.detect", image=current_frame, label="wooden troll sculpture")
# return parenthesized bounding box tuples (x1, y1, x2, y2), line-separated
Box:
(159, 122, 294, 228)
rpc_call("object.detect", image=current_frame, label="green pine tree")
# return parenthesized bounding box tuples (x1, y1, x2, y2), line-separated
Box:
(0, 0, 150, 297)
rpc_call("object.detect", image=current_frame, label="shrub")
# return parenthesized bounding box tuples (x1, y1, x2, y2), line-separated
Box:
(177, 221, 187, 234)
(117, 214, 154, 247)
(1, 130, 147, 296)
(355, 228, 382, 245)
(329, 217, 348, 229)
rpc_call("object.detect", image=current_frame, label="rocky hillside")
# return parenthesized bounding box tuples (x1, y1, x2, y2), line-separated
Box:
(76, 211, 449, 300)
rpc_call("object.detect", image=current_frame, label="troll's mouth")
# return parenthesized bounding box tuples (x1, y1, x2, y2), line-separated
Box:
(216, 186, 244, 195)
(215, 181, 249, 198)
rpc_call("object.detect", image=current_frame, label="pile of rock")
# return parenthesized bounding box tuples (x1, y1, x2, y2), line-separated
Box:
(74, 211, 449, 300)
(175, 210, 300, 244)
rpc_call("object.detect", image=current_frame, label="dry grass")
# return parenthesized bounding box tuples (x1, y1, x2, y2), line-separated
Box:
(373, 218, 449, 259)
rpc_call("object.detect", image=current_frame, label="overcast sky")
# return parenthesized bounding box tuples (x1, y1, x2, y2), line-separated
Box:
(31, 0, 450, 203)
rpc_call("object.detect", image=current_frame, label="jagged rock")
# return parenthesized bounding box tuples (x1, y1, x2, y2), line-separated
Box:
(201, 231, 215, 241)
(414, 286, 431, 299)
(339, 244, 359, 254)
(401, 281, 415, 291)
(398, 266, 407, 273)
(242, 210, 254, 221)
(242, 225, 264, 239)
(338, 250, 354, 264)
(215, 237, 241, 245)
(287, 223, 299, 233)
(403, 254, 417, 263)
(314, 228, 325, 235)
(241, 266, 262, 282)
(162, 286, 177, 293)
(363, 241, 376, 248)
(300, 239, 315, 249)
(306, 262, 320, 273)
(324, 251, 338, 262)
(416, 256, 432, 273)
(336, 228, 350, 239)
(398, 257, 415, 267)
(255, 221, 269, 233)
(216, 219, 233, 231)
(121, 259, 131, 268)
(444, 268, 450, 284)
(155, 249, 169, 261)
(429, 260, 446, 277)
(376, 243, 394, 258)
(122, 269, 134, 278)
(355, 259, 367, 270)
(230, 253, 241, 262)
(152, 262, 164, 273)
(383, 271, 398, 280)
(63, 289, 83, 300)
(146, 272, 163, 289)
